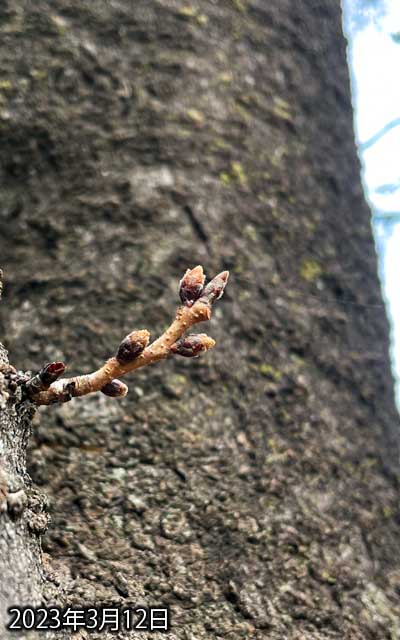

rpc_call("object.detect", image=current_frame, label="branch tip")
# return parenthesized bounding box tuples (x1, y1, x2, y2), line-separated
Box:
(200, 270, 229, 306)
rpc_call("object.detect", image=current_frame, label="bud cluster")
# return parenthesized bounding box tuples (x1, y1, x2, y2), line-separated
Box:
(170, 333, 215, 358)
(116, 330, 150, 364)
(179, 266, 229, 308)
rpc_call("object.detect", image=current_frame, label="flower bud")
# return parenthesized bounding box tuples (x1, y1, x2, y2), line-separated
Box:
(170, 333, 215, 357)
(116, 330, 150, 364)
(101, 379, 128, 398)
(179, 265, 206, 307)
(40, 362, 66, 387)
(200, 271, 229, 306)
(26, 361, 66, 397)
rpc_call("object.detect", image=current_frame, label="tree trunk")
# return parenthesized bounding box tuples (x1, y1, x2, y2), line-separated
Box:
(0, 1, 399, 638)
(0, 344, 59, 637)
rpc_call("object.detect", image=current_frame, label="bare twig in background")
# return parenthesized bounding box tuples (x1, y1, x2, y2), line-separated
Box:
(27, 267, 229, 406)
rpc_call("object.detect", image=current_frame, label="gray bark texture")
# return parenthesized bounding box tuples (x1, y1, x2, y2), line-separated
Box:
(0, 326, 60, 638)
(0, 0, 400, 638)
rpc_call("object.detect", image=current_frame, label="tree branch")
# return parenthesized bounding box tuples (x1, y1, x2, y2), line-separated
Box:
(27, 267, 229, 406)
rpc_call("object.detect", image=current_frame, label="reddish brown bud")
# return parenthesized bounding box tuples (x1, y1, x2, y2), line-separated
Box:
(40, 362, 66, 386)
(170, 333, 215, 358)
(26, 361, 66, 397)
(179, 265, 206, 307)
(116, 330, 150, 364)
(101, 379, 128, 398)
(199, 271, 229, 306)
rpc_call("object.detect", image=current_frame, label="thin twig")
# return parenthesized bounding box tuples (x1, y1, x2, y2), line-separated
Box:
(29, 267, 229, 406)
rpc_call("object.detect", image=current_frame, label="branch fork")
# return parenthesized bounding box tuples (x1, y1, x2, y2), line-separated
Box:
(25, 266, 229, 406)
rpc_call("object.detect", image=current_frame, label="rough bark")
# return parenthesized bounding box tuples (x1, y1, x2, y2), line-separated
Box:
(0, 345, 61, 638)
(0, 1, 400, 638)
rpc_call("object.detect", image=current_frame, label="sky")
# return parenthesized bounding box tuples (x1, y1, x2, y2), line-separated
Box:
(342, 0, 400, 408)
